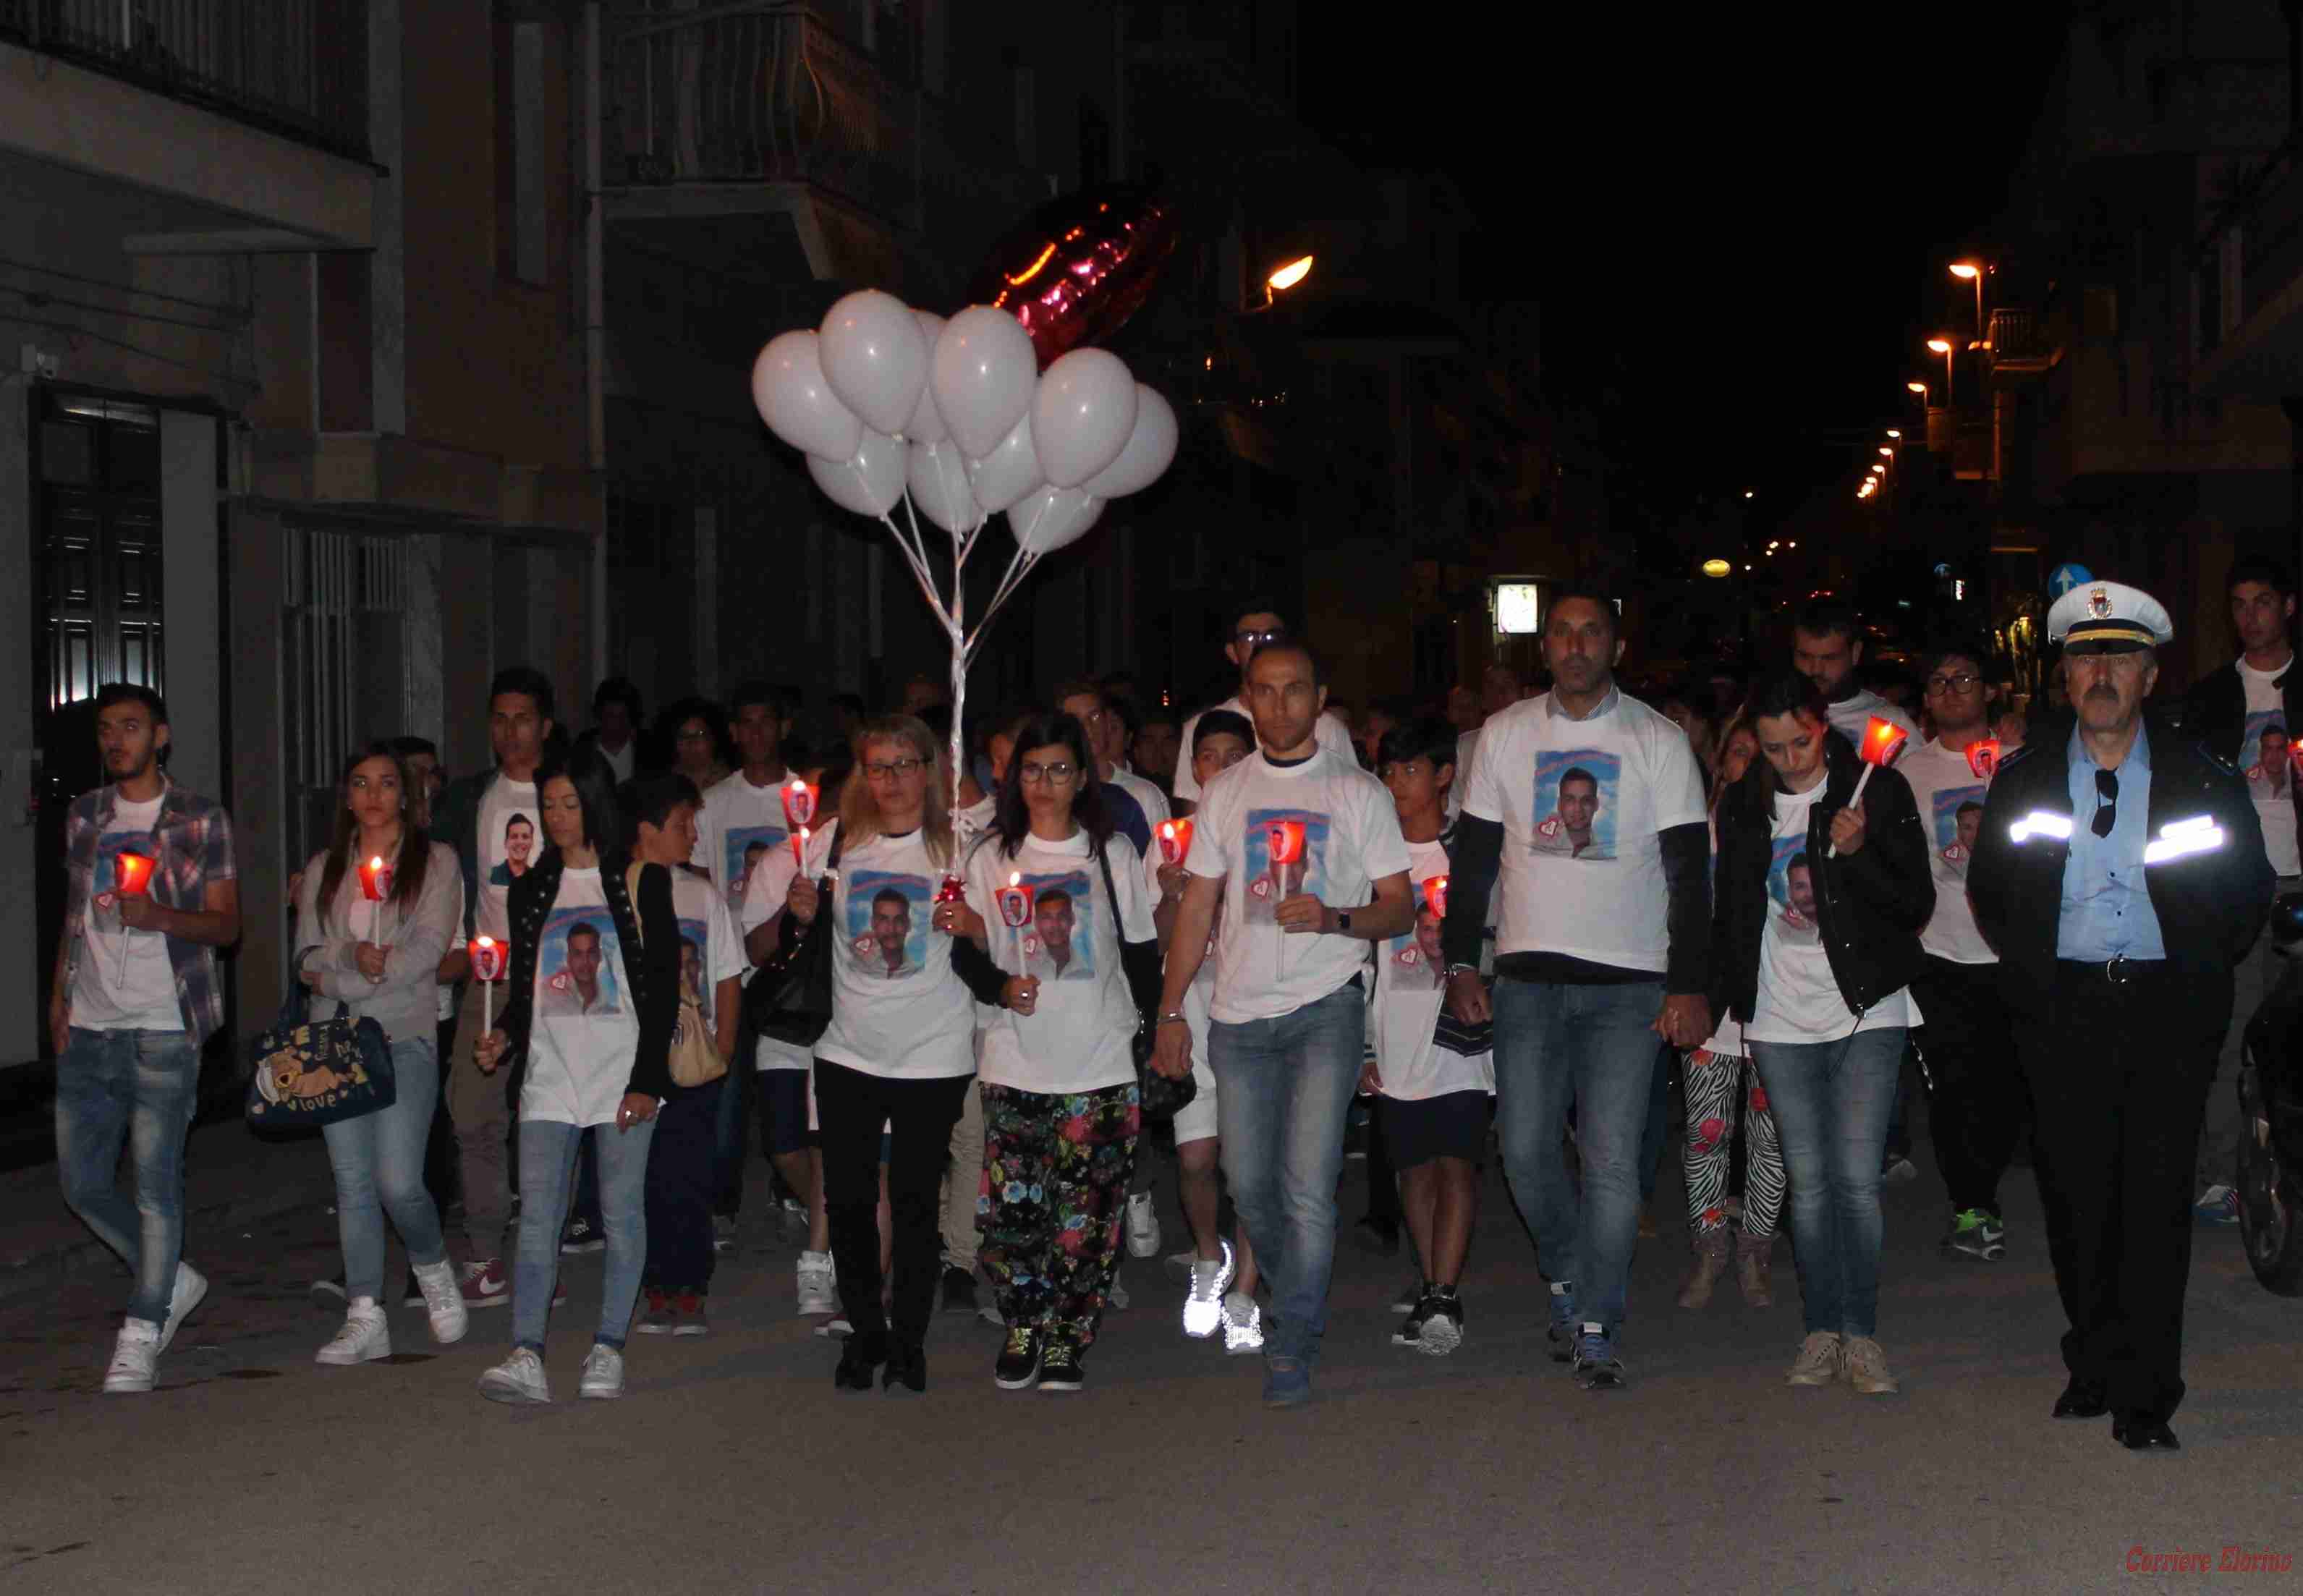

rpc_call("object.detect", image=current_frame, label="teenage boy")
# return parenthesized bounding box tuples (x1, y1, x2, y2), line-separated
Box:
(1367, 717, 1494, 1356)
(433, 666, 555, 1305)
(1153, 642, 1415, 1409)
(53, 684, 239, 1392)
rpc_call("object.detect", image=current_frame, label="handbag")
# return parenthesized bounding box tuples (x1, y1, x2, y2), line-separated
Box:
(625, 862, 726, 1089)
(245, 972, 396, 1129)
(1095, 843, 1197, 1120)
(743, 826, 844, 1048)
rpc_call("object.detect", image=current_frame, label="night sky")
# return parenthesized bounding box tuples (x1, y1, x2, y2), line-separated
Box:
(1302, 8, 2074, 527)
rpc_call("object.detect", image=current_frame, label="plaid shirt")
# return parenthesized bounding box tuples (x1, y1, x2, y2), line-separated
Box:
(62, 777, 239, 1044)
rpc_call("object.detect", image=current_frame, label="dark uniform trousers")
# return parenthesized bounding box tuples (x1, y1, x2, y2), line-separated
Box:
(2016, 962, 2226, 1424)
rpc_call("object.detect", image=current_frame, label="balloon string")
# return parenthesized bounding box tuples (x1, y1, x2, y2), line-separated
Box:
(878, 512, 942, 620)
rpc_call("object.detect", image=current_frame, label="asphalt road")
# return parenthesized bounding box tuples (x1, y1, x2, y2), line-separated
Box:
(1, 1134, 2296, 1596)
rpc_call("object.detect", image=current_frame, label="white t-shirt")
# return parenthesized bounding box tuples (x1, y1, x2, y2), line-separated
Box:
(2239, 658, 2302, 877)
(806, 822, 977, 1080)
(695, 770, 796, 922)
(957, 794, 998, 849)
(1173, 697, 1354, 804)
(669, 865, 748, 1048)
(72, 794, 181, 1032)
(1108, 765, 1171, 832)
(1745, 781, 1911, 1043)
(598, 739, 637, 786)
(476, 777, 540, 942)
(966, 829, 1155, 1094)
(1184, 744, 1410, 1024)
(1371, 836, 1494, 1100)
(521, 867, 641, 1127)
(1825, 689, 1919, 750)
(1462, 690, 1706, 972)
(1896, 737, 1999, 964)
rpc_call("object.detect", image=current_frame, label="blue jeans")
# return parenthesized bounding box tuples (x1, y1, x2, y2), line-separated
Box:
(513, 1117, 656, 1351)
(1749, 1029, 1904, 1338)
(321, 1035, 449, 1302)
(55, 1026, 201, 1325)
(1208, 981, 1365, 1365)
(1491, 976, 1665, 1337)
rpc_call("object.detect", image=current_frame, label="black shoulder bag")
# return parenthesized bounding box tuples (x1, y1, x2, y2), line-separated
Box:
(743, 827, 846, 1048)
(1094, 843, 1196, 1120)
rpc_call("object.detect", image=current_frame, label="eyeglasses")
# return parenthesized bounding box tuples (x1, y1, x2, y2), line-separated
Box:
(1925, 673, 1982, 695)
(1234, 627, 1287, 647)
(1019, 760, 1078, 785)
(864, 757, 926, 781)
(675, 727, 712, 743)
(2092, 768, 2117, 839)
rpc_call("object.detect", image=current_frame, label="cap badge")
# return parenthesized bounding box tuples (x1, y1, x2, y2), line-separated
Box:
(2088, 587, 2112, 619)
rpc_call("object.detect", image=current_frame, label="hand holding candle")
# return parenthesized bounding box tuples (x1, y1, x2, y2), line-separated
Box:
(469, 935, 505, 1032)
(996, 871, 1035, 985)
(110, 852, 157, 980)
(781, 776, 819, 832)
(1157, 818, 1194, 867)
(790, 823, 811, 875)
(358, 854, 391, 948)
(1831, 718, 1909, 859)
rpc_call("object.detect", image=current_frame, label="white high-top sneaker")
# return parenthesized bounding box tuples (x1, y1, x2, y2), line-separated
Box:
(103, 1317, 162, 1393)
(411, 1259, 470, 1344)
(315, 1300, 392, 1365)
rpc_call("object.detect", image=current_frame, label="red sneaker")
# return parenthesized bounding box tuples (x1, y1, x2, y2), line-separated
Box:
(458, 1259, 511, 1307)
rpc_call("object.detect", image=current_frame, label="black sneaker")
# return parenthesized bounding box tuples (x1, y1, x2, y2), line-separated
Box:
(940, 1265, 980, 1315)
(1391, 1281, 1436, 1346)
(561, 1215, 606, 1255)
(1417, 1289, 1464, 1357)
(993, 1325, 1041, 1390)
(1038, 1337, 1085, 1392)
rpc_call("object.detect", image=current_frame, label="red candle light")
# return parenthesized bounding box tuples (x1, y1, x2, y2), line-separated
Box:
(469, 935, 504, 1031)
(1858, 717, 1910, 768)
(358, 854, 390, 901)
(112, 852, 155, 899)
(781, 777, 818, 832)
(995, 872, 1035, 929)
(1157, 817, 1194, 866)
(1424, 874, 1449, 919)
(1965, 738, 2003, 781)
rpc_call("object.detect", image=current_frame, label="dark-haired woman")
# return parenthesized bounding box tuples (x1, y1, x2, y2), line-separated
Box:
(1712, 674, 1932, 1396)
(294, 743, 469, 1362)
(955, 712, 1156, 1391)
(475, 747, 678, 1404)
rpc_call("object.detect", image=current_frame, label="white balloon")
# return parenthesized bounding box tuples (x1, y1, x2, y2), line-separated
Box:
(904, 310, 950, 444)
(1032, 348, 1138, 488)
(752, 330, 862, 462)
(805, 429, 905, 518)
(907, 439, 980, 534)
(819, 289, 930, 438)
(932, 306, 1039, 459)
(1082, 384, 1179, 498)
(1007, 485, 1103, 556)
(964, 410, 1044, 514)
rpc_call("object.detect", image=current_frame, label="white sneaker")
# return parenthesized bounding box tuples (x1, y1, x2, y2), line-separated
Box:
(411, 1259, 470, 1345)
(158, 1262, 208, 1353)
(578, 1343, 625, 1400)
(478, 1346, 551, 1404)
(1221, 1291, 1263, 1355)
(1182, 1240, 1236, 1338)
(103, 1317, 162, 1393)
(1125, 1192, 1162, 1259)
(315, 1302, 391, 1365)
(796, 1250, 838, 1316)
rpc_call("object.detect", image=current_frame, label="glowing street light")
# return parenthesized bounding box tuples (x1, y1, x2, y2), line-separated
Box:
(1702, 559, 1732, 578)
(1926, 337, 1956, 405)
(1949, 260, 1985, 336)
(1879, 446, 1893, 457)
(1886, 428, 1901, 438)
(1266, 255, 1314, 292)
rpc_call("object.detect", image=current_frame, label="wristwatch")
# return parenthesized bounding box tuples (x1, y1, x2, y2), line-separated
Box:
(1336, 909, 1352, 935)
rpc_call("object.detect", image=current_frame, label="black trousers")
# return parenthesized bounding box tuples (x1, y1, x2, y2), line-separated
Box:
(2017, 963, 2226, 1423)
(642, 1075, 724, 1296)
(1912, 955, 2029, 1216)
(813, 1058, 970, 1349)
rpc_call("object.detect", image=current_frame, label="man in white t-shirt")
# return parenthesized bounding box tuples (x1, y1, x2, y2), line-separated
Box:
(1792, 597, 1920, 749)
(1900, 638, 2024, 1263)
(2177, 555, 2303, 1221)
(1438, 590, 1712, 1393)
(1170, 600, 1355, 815)
(1152, 641, 1415, 1409)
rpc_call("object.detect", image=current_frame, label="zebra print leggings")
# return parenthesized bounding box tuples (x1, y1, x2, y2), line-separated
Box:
(1682, 1048, 1784, 1240)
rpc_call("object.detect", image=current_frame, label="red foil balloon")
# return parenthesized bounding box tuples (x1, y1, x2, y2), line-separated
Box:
(967, 184, 1180, 368)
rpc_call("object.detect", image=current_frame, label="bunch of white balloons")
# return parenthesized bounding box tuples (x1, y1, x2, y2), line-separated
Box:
(748, 287, 1179, 799)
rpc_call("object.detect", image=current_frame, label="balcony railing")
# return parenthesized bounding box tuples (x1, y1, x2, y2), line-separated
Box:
(2197, 124, 2303, 357)
(602, 2, 1038, 237)
(0, 0, 370, 161)
(1985, 306, 2057, 377)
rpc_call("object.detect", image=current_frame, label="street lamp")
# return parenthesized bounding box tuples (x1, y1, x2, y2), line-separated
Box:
(1702, 559, 1732, 578)
(1878, 446, 1893, 457)
(1886, 428, 1901, 438)
(1926, 337, 1956, 405)
(1949, 260, 1985, 338)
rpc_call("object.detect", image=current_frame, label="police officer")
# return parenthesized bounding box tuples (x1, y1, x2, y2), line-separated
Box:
(1970, 581, 2272, 1453)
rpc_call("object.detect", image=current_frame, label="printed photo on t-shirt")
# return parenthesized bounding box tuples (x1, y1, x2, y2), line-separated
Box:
(2244, 707, 2288, 776)
(1241, 807, 1330, 923)
(1386, 905, 1446, 991)
(538, 907, 624, 1017)
(1530, 749, 1621, 860)
(1000, 869, 1096, 984)
(1766, 834, 1822, 944)
(486, 810, 540, 887)
(1928, 784, 1988, 875)
(2245, 713, 2294, 797)
(675, 914, 716, 1039)
(846, 870, 930, 979)
(724, 825, 790, 910)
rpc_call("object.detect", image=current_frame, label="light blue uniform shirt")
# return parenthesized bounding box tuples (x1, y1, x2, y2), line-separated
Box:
(2057, 721, 2166, 960)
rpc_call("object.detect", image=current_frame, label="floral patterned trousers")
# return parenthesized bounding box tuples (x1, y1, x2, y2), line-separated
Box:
(977, 1081, 1140, 1349)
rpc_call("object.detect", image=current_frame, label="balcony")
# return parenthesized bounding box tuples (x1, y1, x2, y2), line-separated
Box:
(600, 2, 1040, 274)
(1985, 307, 2057, 378)
(2194, 124, 2303, 399)
(0, 0, 369, 161)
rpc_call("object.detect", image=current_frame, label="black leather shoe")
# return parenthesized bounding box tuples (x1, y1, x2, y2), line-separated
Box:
(834, 1335, 886, 1391)
(2052, 1378, 2109, 1419)
(2111, 1413, 2181, 1453)
(882, 1340, 927, 1393)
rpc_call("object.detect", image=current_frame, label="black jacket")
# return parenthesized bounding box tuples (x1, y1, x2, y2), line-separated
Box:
(2179, 657, 2303, 870)
(1969, 719, 2272, 1004)
(1710, 738, 1935, 1026)
(497, 851, 679, 1102)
